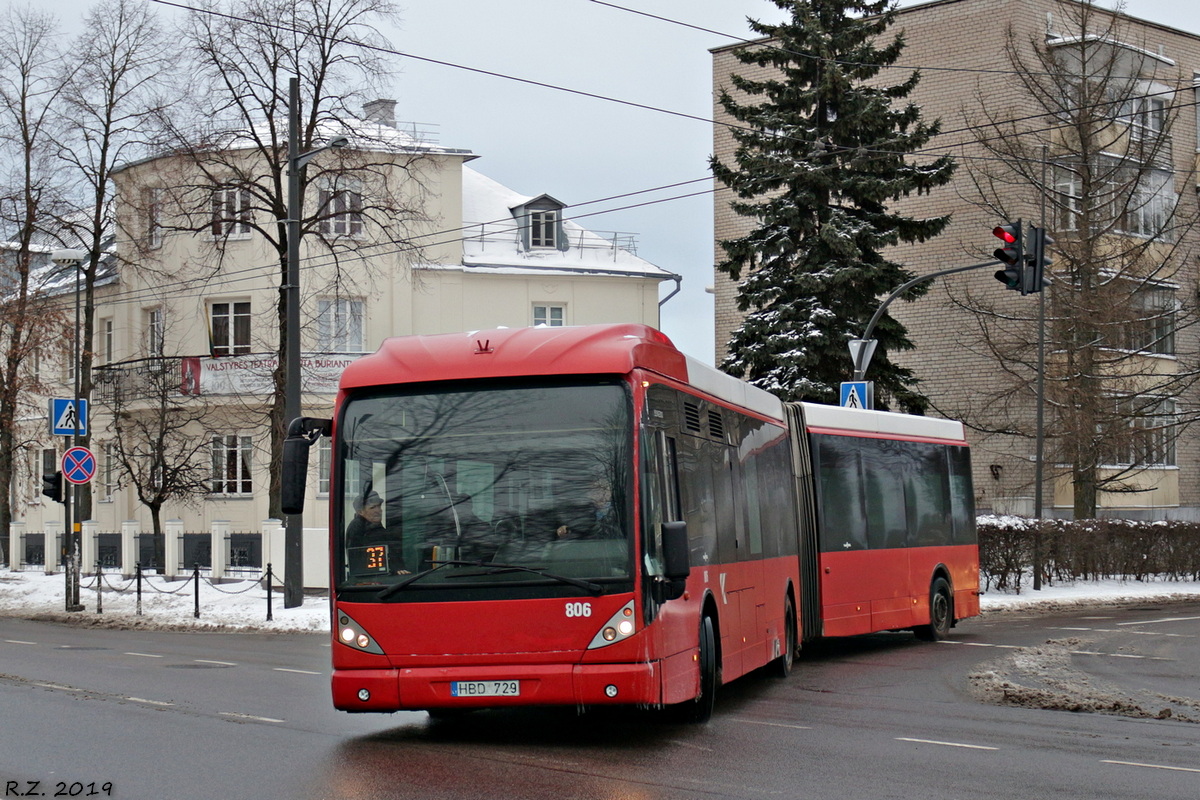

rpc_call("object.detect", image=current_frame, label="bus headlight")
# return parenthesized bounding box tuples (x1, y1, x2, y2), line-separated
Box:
(336, 611, 385, 655)
(587, 600, 637, 649)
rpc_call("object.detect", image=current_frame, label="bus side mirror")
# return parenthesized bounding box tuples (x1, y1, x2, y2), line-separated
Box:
(661, 520, 690, 599)
(281, 417, 331, 515)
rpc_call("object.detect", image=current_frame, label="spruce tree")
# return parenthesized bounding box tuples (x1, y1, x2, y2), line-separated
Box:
(712, 0, 954, 412)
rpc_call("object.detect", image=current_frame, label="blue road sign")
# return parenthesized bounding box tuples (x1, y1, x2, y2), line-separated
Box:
(50, 398, 88, 436)
(840, 381, 873, 410)
(62, 446, 96, 485)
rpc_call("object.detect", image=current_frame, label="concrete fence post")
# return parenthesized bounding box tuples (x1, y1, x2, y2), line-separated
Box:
(120, 521, 139, 579)
(211, 520, 231, 582)
(81, 520, 99, 576)
(44, 520, 64, 575)
(8, 521, 24, 571)
(164, 519, 184, 580)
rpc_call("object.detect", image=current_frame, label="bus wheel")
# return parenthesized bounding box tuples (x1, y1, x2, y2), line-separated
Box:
(914, 577, 952, 642)
(671, 614, 718, 723)
(772, 596, 796, 678)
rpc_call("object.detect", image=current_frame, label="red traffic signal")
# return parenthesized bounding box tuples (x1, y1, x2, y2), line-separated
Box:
(993, 221, 1026, 292)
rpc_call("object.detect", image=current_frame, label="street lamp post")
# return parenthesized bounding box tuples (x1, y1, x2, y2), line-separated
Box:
(51, 247, 87, 612)
(283, 77, 346, 608)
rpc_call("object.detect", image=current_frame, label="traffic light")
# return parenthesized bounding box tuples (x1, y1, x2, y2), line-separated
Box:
(41, 470, 64, 503)
(993, 221, 1025, 292)
(1026, 225, 1054, 294)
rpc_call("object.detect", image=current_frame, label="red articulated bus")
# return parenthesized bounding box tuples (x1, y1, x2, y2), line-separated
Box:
(282, 323, 979, 722)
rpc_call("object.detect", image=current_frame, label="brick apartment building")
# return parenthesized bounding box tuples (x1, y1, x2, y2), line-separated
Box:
(713, 0, 1200, 519)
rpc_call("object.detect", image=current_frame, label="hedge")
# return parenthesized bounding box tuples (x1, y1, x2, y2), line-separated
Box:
(977, 516, 1200, 592)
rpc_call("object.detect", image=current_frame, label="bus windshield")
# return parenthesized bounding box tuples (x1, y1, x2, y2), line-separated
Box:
(335, 381, 632, 599)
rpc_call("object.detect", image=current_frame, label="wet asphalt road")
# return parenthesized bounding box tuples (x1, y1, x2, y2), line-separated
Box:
(1, 600, 1198, 800)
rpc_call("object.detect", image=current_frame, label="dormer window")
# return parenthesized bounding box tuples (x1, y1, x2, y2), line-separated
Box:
(512, 194, 566, 252)
(530, 209, 558, 248)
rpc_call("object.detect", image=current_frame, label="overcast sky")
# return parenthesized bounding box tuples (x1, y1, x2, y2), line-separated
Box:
(34, 0, 1200, 364)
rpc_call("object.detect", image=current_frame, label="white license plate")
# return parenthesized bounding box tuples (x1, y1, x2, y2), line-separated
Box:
(451, 680, 520, 697)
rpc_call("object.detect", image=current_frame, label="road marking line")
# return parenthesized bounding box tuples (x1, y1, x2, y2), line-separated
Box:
(1102, 760, 1200, 774)
(5, 639, 37, 645)
(896, 737, 998, 751)
(124, 652, 164, 658)
(1117, 616, 1200, 627)
(735, 719, 812, 730)
(195, 659, 238, 666)
(219, 711, 285, 723)
(34, 682, 74, 691)
(126, 697, 173, 706)
(1073, 651, 1171, 661)
(273, 667, 322, 675)
(939, 641, 1022, 649)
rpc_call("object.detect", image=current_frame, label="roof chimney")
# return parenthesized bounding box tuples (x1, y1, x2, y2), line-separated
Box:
(363, 99, 397, 128)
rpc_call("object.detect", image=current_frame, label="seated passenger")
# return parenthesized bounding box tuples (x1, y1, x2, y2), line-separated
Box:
(555, 478, 620, 540)
(346, 492, 409, 574)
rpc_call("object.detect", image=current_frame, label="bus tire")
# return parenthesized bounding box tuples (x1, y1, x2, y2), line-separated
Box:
(772, 595, 796, 678)
(669, 613, 718, 723)
(914, 577, 953, 642)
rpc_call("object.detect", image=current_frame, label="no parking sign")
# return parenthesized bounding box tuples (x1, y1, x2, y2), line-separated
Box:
(61, 446, 97, 485)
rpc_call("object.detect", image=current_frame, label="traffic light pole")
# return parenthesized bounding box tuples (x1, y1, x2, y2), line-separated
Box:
(852, 259, 1002, 382)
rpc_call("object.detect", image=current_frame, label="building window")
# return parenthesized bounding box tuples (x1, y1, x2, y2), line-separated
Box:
(1106, 396, 1176, 467)
(145, 308, 164, 357)
(99, 319, 114, 365)
(211, 434, 253, 495)
(533, 304, 565, 327)
(316, 298, 363, 352)
(1120, 94, 1167, 142)
(1114, 284, 1176, 355)
(144, 187, 163, 248)
(529, 209, 558, 248)
(210, 301, 251, 356)
(100, 442, 116, 502)
(318, 179, 363, 238)
(210, 184, 252, 238)
(1193, 73, 1200, 150)
(1053, 159, 1174, 238)
(317, 436, 331, 496)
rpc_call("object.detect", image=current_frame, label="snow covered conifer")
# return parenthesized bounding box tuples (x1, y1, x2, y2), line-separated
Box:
(712, 0, 954, 412)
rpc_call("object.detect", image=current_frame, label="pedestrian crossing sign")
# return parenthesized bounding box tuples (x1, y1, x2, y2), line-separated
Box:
(839, 381, 873, 410)
(49, 398, 88, 436)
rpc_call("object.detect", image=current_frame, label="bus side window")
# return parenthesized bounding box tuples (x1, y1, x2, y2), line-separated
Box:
(906, 442, 952, 548)
(814, 435, 868, 551)
(861, 438, 908, 550)
(947, 445, 976, 545)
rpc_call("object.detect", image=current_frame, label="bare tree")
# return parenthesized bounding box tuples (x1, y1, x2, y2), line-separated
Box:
(97, 349, 222, 570)
(0, 6, 72, 549)
(954, 1, 1200, 517)
(142, 0, 429, 519)
(48, 0, 177, 524)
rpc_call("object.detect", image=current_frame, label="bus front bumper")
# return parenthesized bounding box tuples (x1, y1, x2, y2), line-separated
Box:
(332, 662, 662, 713)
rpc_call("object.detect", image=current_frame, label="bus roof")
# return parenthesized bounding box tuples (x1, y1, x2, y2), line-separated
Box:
(800, 402, 967, 444)
(340, 323, 689, 390)
(340, 324, 967, 444)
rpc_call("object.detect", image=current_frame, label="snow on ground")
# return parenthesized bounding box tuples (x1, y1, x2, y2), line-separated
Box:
(3, 566, 1200, 632)
(0, 569, 329, 633)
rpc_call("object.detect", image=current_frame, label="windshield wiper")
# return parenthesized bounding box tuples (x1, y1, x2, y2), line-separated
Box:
(376, 560, 456, 600)
(445, 560, 604, 595)
(376, 558, 604, 599)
